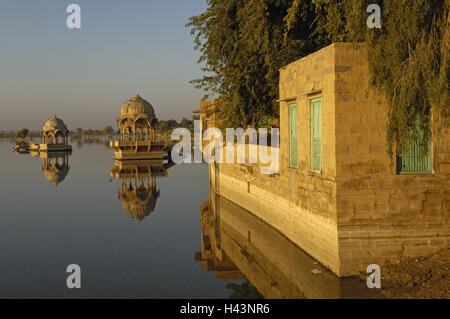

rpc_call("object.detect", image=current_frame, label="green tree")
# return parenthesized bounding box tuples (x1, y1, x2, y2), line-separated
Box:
(157, 120, 169, 132)
(103, 125, 114, 135)
(187, 0, 326, 129)
(312, 0, 449, 157)
(167, 119, 178, 130)
(15, 128, 29, 139)
(180, 117, 192, 129)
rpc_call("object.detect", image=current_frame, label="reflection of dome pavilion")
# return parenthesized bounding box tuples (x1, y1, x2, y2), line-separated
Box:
(32, 115, 72, 152)
(110, 160, 168, 222)
(41, 152, 71, 186)
(194, 201, 244, 281)
(120, 181, 160, 222)
(110, 95, 167, 160)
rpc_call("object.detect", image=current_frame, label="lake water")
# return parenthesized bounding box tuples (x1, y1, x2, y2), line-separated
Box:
(0, 138, 375, 299)
(0, 138, 246, 298)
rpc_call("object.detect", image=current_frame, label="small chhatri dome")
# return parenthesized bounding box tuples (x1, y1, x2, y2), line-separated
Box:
(119, 94, 155, 120)
(42, 115, 69, 134)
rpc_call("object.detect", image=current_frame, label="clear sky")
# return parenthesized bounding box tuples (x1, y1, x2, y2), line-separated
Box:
(0, 0, 206, 131)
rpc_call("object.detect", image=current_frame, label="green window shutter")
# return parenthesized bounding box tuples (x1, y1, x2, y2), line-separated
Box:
(396, 121, 432, 174)
(310, 98, 322, 173)
(289, 103, 298, 168)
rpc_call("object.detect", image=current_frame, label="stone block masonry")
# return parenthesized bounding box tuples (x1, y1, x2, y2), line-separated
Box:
(210, 43, 450, 277)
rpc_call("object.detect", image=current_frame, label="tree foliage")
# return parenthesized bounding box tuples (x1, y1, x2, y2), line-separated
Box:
(299, 0, 449, 156)
(103, 125, 114, 135)
(15, 128, 29, 139)
(189, 0, 449, 158)
(187, 0, 326, 129)
(157, 118, 197, 132)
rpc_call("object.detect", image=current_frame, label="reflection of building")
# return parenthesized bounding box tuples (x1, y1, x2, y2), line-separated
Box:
(31, 115, 72, 152)
(110, 95, 167, 160)
(196, 183, 379, 299)
(110, 160, 167, 222)
(195, 201, 244, 281)
(40, 152, 71, 186)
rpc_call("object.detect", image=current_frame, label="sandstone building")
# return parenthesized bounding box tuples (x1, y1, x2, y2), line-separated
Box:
(30, 115, 72, 152)
(204, 43, 450, 276)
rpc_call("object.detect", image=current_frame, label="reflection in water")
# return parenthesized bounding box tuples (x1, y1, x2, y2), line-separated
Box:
(110, 160, 169, 222)
(31, 151, 71, 186)
(197, 185, 381, 299)
(71, 137, 113, 149)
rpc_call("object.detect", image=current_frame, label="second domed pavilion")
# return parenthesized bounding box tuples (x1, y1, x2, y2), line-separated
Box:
(110, 94, 167, 160)
(30, 115, 72, 152)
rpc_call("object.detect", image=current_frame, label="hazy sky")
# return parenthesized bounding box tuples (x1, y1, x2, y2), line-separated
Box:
(0, 0, 207, 131)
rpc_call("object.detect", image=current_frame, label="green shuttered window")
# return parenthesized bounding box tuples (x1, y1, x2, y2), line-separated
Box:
(310, 97, 322, 174)
(289, 103, 298, 168)
(396, 120, 432, 174)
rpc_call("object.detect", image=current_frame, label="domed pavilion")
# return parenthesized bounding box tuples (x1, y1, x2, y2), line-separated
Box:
(110, 94, 167, 160)
(36, 115, 72, 152)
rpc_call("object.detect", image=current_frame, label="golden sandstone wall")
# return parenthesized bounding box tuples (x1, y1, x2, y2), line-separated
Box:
(331, 43, 450, 275)
(203, 189, 375, 298)
(211, 43, 449, 277)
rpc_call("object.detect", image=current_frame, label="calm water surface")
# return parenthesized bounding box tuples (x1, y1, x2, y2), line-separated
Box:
(0, 139, 243, 298)
(0, 138, 377, 299)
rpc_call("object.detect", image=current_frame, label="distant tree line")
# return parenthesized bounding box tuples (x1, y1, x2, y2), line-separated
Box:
(1, 118, 200, 140)
(69, 118, 200, 138)
(0, 129, 40, 139)
(0, 132, 15, 138)
(156, 116, 199, 134)
(71, 126, 118, 138)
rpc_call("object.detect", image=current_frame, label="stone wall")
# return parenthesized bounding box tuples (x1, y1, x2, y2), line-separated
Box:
(332, 43, 450, 275)
(215, 193, 374, 298)
(211, 157, 340, 274)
